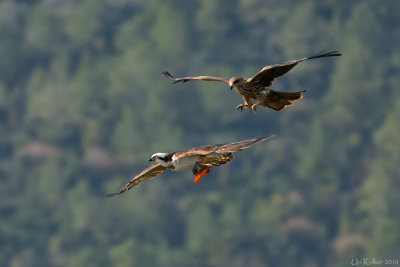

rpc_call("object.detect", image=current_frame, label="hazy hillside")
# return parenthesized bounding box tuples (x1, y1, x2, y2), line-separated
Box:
(1, 0, 399, 266)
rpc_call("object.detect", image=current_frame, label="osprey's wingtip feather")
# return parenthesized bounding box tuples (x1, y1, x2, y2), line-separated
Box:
(263, 134, 276, 140)
(105, 191, 123, 197)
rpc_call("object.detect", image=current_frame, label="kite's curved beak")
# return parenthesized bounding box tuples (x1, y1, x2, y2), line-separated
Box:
(229, 84, 233, 90)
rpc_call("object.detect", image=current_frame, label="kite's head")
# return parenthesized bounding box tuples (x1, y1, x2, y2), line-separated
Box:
(228, 77, 244, 90)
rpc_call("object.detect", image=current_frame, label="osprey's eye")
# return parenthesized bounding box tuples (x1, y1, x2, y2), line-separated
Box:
(154, 155, 158, 159)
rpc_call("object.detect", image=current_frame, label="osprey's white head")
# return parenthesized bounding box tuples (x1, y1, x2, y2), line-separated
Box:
(149, 153, 170, 166)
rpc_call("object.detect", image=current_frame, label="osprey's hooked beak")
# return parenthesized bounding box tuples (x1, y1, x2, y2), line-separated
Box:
(229, 84, 233, 90)
(149, 158, 154, 162)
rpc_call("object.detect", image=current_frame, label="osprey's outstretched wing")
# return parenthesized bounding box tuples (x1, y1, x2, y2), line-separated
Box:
(163, 71, 229, 84)
(106, 164, 167, 197)
(247, 51, 342, 87)
(174, 135, 275, 158)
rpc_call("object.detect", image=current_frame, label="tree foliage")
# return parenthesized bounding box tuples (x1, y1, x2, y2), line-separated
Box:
(1, 0, 399, 266)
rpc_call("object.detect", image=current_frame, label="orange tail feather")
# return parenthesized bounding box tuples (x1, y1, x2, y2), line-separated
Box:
(193, 166, 213, 183)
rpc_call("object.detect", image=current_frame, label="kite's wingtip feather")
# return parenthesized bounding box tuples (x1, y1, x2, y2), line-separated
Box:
(308, 50, 342, 60)
(162, 70, 174, 78)
(163, 71, 184, 84)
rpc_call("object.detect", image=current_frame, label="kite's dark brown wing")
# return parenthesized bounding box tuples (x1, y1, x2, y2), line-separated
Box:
(247, 51, 341, 87)
(247, 61, 300, 87)
(174, 135, 275, 158)
(163, 71, 229, 84)
(106, 164, 167, 197)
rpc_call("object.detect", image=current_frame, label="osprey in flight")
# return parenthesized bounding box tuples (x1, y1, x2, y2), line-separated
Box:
(163, 51, 341, 113)
(107, 135, 274, 196)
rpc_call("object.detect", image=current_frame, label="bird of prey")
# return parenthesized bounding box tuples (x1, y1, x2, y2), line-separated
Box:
(163, 51, 341, 113)
(106, 135, 274, 196)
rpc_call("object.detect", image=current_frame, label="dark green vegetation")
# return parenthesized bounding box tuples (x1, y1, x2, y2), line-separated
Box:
(1, 0, 399, 266)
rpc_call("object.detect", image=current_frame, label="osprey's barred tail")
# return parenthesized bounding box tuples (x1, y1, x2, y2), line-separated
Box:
(200, 153, 234, 166)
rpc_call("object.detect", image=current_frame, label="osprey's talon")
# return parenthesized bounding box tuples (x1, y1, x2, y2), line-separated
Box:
(251, 104, 257, 114)
(236, 104, 244, 112)
(194, 166, 213, 183)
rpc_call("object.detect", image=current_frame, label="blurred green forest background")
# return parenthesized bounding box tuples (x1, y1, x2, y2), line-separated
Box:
(1, 0, 399, 266)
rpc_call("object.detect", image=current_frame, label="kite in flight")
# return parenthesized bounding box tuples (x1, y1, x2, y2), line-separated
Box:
(163, 51, 341, 113)
(107, 135, 274, 196)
